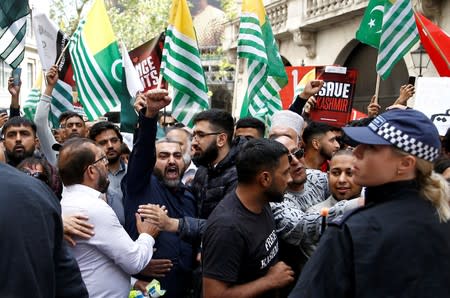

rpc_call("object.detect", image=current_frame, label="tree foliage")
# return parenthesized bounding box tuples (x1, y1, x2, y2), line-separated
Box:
(49, 0, 237, 49)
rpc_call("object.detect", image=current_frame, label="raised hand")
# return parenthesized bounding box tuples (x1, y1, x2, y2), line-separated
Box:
(143, 89, 172, 118)
(300, 80, 324, 99)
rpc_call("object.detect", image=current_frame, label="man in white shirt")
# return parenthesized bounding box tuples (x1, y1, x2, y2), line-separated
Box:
(59, 137, 158, 298)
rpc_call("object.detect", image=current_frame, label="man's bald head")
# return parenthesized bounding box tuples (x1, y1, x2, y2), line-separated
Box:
(58, 138, 99, 186)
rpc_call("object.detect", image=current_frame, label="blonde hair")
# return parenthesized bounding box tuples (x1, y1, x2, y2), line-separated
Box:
(394, 148, 450, 222)
(415, 159, 450, 222)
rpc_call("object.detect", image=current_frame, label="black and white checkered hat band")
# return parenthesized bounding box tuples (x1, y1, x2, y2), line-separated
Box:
(375, 123, 440, 162)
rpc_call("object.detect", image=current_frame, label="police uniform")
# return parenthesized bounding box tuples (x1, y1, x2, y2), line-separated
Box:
(288, 180, 450, 298)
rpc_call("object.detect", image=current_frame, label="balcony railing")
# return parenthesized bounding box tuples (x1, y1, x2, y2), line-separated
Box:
(306, 0, 366, 18)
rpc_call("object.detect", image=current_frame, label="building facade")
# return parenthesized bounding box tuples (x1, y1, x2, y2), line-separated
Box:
(222, 0, 449, 117)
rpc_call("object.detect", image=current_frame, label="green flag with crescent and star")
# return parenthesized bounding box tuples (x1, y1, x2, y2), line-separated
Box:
(356, 0, 385, 48)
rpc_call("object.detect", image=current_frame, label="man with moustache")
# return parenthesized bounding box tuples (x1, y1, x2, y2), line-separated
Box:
(89, 121, 127, 225)
(270, 136, 358, 288)
(190, 109, 245, 219)
(166, 127, 197, 185)
(123, 90, 197, 298)
(202, 139, 295, 297)
(302, 121, 340, 171)
(2, 117, 39, 167)
(59, 138, 158, 298)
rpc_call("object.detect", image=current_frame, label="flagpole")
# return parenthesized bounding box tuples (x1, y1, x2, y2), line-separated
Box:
(414, 11, 450, 70)
(55, 40, 71, 66)
(374, 74, 381, 104)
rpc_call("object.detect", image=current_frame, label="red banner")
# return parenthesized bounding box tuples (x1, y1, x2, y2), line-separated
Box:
(279, 66, 316, 109)
(128, 33, 166, 92)
(309, 66, 358, 127)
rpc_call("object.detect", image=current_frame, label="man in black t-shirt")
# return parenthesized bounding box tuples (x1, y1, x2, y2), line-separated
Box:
(202, 139, 295, 297)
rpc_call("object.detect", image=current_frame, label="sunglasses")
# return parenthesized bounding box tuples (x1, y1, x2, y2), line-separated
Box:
(287, 148, 304, 163)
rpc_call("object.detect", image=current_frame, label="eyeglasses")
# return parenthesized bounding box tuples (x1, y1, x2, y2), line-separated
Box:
(92, 155, 109, 166)
(287, 148, 304, 163)
(192, 131, 223, 139)
(21, 170, 49, 184)
(83, 155, 108, 173)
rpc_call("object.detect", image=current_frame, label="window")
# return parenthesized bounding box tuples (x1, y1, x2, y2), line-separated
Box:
(0, 61, 12, 89)
(27, 62, 34, 89)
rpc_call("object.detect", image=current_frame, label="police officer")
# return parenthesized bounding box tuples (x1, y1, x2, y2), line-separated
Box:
(289, 108, 450, 298)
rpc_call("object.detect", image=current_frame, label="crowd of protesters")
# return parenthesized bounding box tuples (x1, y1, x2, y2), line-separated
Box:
(1, 66, 450, 298)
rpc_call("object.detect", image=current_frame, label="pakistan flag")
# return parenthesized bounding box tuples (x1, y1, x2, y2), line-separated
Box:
(356, 0, 385, 48)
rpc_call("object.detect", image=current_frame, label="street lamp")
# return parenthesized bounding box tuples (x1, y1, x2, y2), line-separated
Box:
(410, 44, 431, 77)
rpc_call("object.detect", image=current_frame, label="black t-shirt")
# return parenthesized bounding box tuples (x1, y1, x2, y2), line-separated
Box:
(202, 191, 279, 287)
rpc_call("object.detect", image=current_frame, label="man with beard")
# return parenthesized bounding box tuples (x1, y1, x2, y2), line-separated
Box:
(2, 116, 38, 167)
(270, 136, 359, 293)
(123, 90, 197, 298)
(202, 138, 295, 297)
(302, 121, 340, 170)
(59, 138, 159, 298)
(166, 127, 197, 185)
(190, 109, 243, 219)
(89, 121, 127, 225)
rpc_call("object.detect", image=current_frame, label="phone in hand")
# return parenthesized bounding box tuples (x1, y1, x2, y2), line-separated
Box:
(11, 67, 22, 86)
(0, 108, 7, 116)
(408, 76, 416, 86)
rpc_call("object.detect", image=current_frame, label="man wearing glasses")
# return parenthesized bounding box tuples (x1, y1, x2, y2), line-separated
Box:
(59, 137, 159, 298)
(190, 109, 245, 219)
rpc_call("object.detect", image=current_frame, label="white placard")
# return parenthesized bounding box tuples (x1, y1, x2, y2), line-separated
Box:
(414, 77, 450, 136)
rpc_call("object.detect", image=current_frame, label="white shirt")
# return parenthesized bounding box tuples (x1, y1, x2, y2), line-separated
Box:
(61, 184, 154, 298)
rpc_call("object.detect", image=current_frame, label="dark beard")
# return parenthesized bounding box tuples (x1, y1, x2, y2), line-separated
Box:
(5, 148, 35, 167)
(319, 147, 333, 161)
(192, 142, 219, 167)
(97, 172, 110, 194)
(265, 186, 285, 203)
(107, 154, 120, 165)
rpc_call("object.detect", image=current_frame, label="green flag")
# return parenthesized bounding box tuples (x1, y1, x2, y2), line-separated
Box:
(161, 0, 209, 128)
(376, 0, 419, 79)
(238, 0, 288, 124)
(0, 0, 29, 68)
(69, 0, 122, 120)
(355, 0, 385, 48)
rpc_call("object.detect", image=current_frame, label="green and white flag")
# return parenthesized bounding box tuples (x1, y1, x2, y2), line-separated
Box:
(69, 0, 123, 120)
(238, 0, 288, 123)
(376, 0, 419, 79)
(356, 0, 384, 48)
(161, 0, 209, 128)
(48, 80, 74, 127)
(0, 0, 29, 68)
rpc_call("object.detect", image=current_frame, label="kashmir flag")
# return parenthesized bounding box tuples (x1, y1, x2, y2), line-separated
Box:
(376, 0, 419, 79)
(120, 42, 144, 133)
(32, 11, 75, 86)
(415, 12, 450, 77)
(0, 0, 29, 68)
(238, 0, 288, 122)
(355, 0, 384, 48)
(69, 0, 123, 120)
(48, 80, 74, 127)
(161, 0, 209, 127)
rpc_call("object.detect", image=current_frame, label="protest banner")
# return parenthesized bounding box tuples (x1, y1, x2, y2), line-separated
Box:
(309, 66, 358, 127)
(129, 33, 166, 92)
(414, 77, 450, 136)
